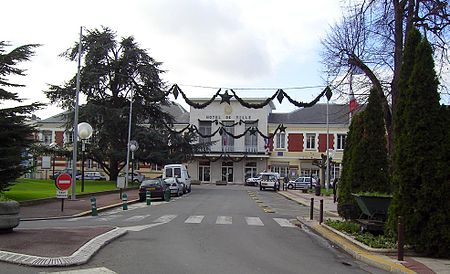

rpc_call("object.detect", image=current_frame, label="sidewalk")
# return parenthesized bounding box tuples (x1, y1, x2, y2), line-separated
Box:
(279, 189, 450, 274)
(0, 189, 141, 267)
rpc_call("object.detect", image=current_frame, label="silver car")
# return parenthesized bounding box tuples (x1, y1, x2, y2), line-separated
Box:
(287, 177, 317, 192)
(164, 177, 184, 197)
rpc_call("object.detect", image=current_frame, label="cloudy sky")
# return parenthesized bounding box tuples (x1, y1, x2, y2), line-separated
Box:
(2, 0, 344, 119)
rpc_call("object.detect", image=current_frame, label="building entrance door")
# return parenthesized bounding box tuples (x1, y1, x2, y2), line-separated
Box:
(221, 167, 233, 182)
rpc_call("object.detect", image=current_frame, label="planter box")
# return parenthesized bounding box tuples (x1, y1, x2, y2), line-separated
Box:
(0, 201, 20, 232)
(352, 194, 391, 221)
(216, 181, 227, 185)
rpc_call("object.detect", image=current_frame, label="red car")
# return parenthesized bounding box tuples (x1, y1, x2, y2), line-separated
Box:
(138, 178, 170, 202)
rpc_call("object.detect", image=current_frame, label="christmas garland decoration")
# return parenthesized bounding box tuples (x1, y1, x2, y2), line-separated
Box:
(169, 84, 331, 109)
(199, 152, 249, 163)
(164, 122, 286, 140)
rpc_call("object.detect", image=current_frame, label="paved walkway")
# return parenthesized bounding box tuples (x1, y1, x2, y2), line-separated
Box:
(279, 189, 450, 274)
(0, 186, 448, 272)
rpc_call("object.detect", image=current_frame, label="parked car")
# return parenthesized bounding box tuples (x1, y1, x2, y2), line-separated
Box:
(163, 164, 192, 193)
(118, 171, 145, 184)
(76, 171, 106, 181)
(138, 178, 170, 202)
(245, 175, 261, 186)
(287, 176, 318, 192)
(259, 172, 280, 191)
(164, 177, 184, 197)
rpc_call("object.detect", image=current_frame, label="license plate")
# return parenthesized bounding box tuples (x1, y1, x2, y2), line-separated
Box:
(262, 183, 267, 186)
(148, 187, 156, 191)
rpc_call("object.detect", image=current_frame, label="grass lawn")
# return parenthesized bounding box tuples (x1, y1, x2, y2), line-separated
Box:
(4, 178, 120, 201)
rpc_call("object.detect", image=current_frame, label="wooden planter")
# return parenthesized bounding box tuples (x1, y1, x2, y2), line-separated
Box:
(0, 200, 20, 232)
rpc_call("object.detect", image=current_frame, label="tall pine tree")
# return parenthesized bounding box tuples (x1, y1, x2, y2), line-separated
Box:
(389, 28, 449, 257)
(0, 42, 42, 193)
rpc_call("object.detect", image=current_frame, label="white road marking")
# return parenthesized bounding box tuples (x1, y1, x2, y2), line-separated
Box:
(122, 222, 165, 232)
(273, 218, 296, 227)
(185, 215, 205, 224)
(41, 266, 118, 273)
(245, 217, 264, 226)
(153, 214, 177, 223)
(216, 216, 232, 225)
(123, 214, 151, 222)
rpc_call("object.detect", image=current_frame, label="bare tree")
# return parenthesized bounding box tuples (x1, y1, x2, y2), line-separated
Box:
(322, 0, 450, 154)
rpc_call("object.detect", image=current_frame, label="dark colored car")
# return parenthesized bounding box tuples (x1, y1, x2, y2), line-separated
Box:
(138, 178, 170, 202)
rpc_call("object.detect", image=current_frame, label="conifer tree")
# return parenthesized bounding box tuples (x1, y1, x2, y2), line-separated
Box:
(389, 28, 449, 257)
(0, 42, 42, 192)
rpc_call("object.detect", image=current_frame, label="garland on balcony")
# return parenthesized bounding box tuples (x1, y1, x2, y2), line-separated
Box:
(164, 123, 286, 140)
(199, 153, 249, 163)
(169, 84, 331, 109)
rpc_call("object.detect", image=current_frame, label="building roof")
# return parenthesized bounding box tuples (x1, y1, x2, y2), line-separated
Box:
(38, 101, 190, 125)
(161, 101, 190, 124)
(269, 103, 350, 125)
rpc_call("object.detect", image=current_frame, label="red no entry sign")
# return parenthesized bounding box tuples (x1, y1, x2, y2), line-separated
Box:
(56, 173, 72, 190)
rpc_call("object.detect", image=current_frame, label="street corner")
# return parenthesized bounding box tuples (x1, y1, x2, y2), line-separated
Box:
(0, 226, 126, 267)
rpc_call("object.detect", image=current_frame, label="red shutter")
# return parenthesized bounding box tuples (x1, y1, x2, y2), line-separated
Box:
(288, 133, 303, 152)
(318, 134, 334, 152)
(55, 131, 64, 146)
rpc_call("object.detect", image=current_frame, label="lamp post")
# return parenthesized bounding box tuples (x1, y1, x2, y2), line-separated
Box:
(49, 142, 58, 179)
(129, 140, 139, 184)
(325, 86, 333, 191)
(78, 122, 93, 193)
(125, 89, 134, 189)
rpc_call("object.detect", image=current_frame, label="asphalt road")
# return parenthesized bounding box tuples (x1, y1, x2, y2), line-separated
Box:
(2, 185, 388, 274)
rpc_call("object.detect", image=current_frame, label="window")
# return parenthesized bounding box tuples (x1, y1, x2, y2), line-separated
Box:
(337, 134, 346, 150)
(42, 131, 52, 144)
(306, 133, 316, 150)
(244, 162, 258, 179)
(65, 131, 74, 144)
(271, 165, 288, 178)
(275, 132, 286, 149)
(199, 121, 212, 144)
(245, 121, 258, 152)
(222, 121, 234, 152)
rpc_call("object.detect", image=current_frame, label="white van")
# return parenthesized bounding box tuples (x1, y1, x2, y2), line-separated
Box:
(163, 164, 192, 193)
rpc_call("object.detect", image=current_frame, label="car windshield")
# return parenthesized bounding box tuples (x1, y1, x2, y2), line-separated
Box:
(261, 174, 277, 181)
(141, 179, 161, 187)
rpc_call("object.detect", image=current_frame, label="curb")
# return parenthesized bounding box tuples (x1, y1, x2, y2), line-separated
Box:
(0, 227, 127, 267)
(20, 199, 141, 221)
(278, 191, 340, 217)
(296, 217, 415, 273)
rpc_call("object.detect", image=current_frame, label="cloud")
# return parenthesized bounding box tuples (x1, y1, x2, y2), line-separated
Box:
(142, 0, 273, 81)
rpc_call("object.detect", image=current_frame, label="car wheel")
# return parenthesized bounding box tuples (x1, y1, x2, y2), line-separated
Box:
(133, 179, 140, 184)
(287, 184, 293, 189)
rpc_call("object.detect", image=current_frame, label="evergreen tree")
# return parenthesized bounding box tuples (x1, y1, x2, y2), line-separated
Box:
(0, 42, 42, 192)
(337, 113, 365, 219)
(45, 27, 198, 180)
(389, 28, 449, 257)
(361, 88, 390, 193)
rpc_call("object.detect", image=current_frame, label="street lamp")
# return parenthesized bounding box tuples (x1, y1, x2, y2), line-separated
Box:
(78, 122, 93, 192)
(325, 86, 333, 191)
(49, 142, 58, 179)
(129, 140, 139, 184)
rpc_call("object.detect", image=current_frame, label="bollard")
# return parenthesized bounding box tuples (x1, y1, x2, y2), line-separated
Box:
(90, 196, 98, 216)
(310, 198, 314, 220)
(319, 199, 324, 224)
(397, 216, 404, 261)
(164, 188, 171, 201)
(146, 190, 151, 206)
(122, 193, 128, 210)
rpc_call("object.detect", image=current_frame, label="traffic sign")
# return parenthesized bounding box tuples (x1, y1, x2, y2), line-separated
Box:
(56, 190, 68, 199)
(56, 173, 72, 190)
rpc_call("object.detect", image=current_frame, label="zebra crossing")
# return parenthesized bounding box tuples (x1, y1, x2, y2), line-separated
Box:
(68, 213, 297, 228)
